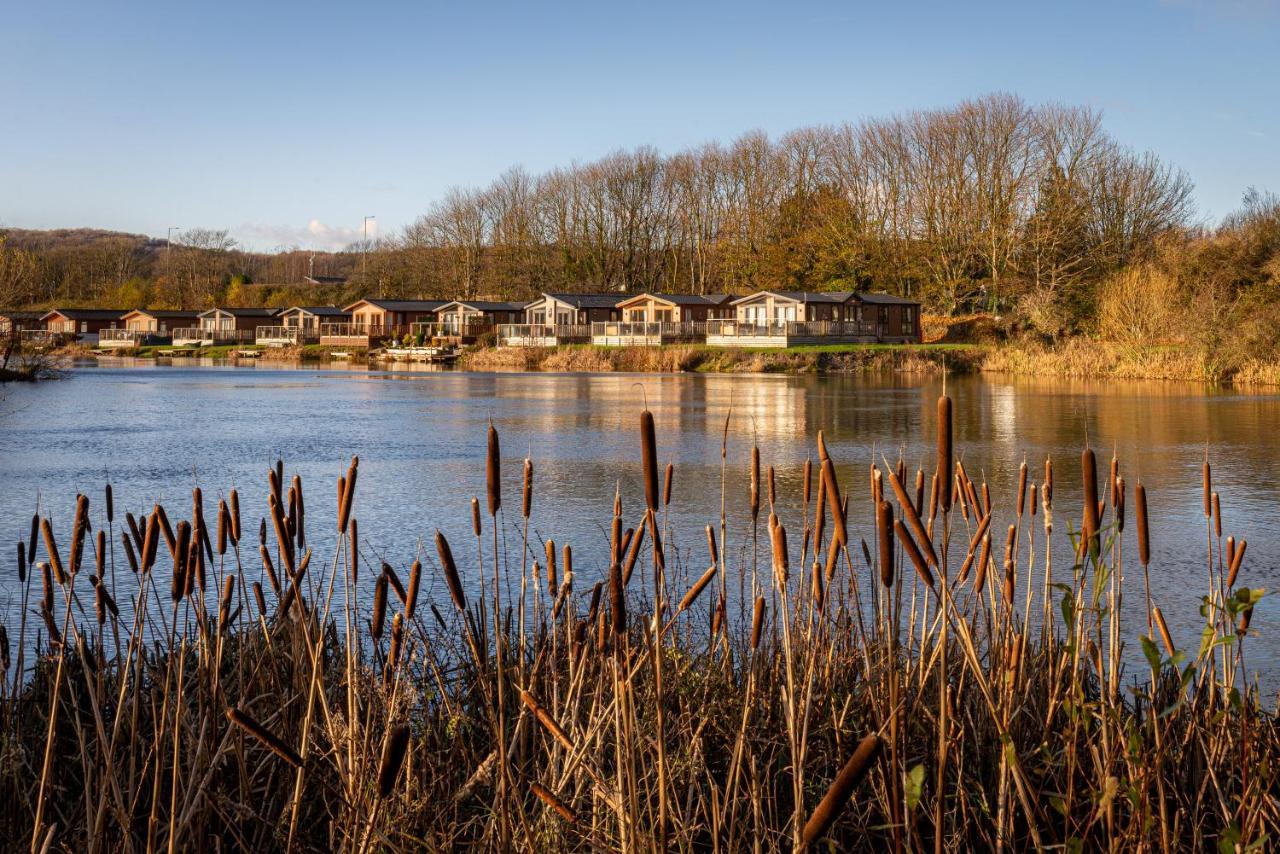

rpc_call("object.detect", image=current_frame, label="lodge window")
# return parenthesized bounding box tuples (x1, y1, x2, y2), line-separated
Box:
(903, 306, 916, 335)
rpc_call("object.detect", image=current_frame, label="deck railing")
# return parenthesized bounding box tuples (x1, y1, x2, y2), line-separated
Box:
(706, 319, 878, 339)
(318, 323, 400, 342)
(411, 320, 494, 339)
(19, 330, 64, 346)
(255, 326, 313, 345)
(590, 321, 706, 339)
(100, 329, 145, 345)
(495, 324, 591, 345)
(170, 328, 255, 345)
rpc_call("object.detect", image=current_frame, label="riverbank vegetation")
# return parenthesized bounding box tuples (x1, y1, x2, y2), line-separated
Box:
(4, 94, 1279, 373)
(1, 398, 1275, 851)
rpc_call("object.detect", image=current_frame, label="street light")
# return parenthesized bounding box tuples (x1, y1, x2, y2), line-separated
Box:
(362, 215, 375, 274)
(166, 226, 181, 260)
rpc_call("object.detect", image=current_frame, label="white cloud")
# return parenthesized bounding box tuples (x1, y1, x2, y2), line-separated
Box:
(235, 218, 380, 252)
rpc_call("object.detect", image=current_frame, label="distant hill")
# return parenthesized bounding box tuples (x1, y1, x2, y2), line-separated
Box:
(1, 227, 164, 253)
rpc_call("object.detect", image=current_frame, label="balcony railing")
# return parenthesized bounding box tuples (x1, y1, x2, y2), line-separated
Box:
(495, 324, 591, 346)
(706, 319, 877, 339)
(411, 320, 494, 339)
(19, 330, 65, 346)
(99, 329, 145, 345)
(590, 321, 706, 340)
(255, 326, 315, 345)
(170, 327, 255, 345)
(317, 323, 403, 345)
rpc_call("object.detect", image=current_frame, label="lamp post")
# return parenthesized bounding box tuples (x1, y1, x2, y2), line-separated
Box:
(362, 215, 375, 274)
(166, 227, 181, 260)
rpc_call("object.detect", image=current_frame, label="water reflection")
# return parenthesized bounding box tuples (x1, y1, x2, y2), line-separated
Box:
(1, 365, 1278, 691)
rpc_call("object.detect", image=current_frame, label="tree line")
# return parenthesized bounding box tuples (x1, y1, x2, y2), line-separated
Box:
(2, 92, 1277, 348)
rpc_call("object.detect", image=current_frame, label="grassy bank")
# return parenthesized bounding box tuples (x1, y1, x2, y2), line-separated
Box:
(980, 339, 1280, 386)
(1, 399, 1274, 851)
(462, 342, 977, 374)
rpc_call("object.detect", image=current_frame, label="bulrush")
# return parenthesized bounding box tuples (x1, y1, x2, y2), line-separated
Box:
(531, 782, 578, 825)
(226, 708, 302, 768)
(486, 422, 501, 516)
(519, 689, 575, 751)
(609, 560, 626, 643)
(751, 596, 766, 650)
(218, 575, 236, 630)
(771, 521, 789, 586)
(404, 560, 422, 622)
(385, 613, 404, 682)
(1081, 448, 1100, 559)
(105, 483, 113, 524)
(382, 562, 407, 604)
(40, 518, 66, 584)
(664, 462, 674, 507)
(894, 519, 934, 590)
(471, 498, 481, 537)
(173, 521, 191, 601)
(435, 531, 466, 611)
(800, 733, 884, 846)
(377, 725, 412, 798)
(260, 545, 281, 596)
(937, 394, 953, 512)
(17, 541, 25, 585)
(337, 455, 358, 534)
(1227, 540, 1247, 588)
(371, 575, 388, 640)
(545, 539, 558, 597)
(522, 458, 533, 519)
(623, 520, 646, 586)
(679, 564, 718, 613)
(229, 488, 241, 542)
(876, 501, 894, 588)
(216, 499, 228, 555)
(69, 494, 88, 576)
(251, 582, 266, 619)
(886, 466, 937, 568)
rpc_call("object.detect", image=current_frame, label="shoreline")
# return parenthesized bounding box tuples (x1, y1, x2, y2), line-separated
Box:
(57, 339, 1280, 386)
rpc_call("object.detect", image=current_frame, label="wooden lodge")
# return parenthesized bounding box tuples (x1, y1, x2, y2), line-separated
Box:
(320, 299, 446, 347)
(100, 310, 202, 347)
(705, 291, 921, 347)
(257, 306, 351, 346)
(593, 293, 735, 346)
(428, 300, 528, 343)
(37, 309, 127, 345)
(1, 311, 44, 337)
(172, 308, 280, 346)
(498, 292, 622, 346)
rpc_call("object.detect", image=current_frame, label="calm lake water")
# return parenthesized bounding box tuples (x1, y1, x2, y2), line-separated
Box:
(2, 360, 1278, 691)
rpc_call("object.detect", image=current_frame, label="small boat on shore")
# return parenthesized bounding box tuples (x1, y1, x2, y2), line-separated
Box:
(379, 345, 460, 364)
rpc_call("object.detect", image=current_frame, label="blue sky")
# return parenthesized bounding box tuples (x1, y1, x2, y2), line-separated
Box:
(2, 0, 1277, 251)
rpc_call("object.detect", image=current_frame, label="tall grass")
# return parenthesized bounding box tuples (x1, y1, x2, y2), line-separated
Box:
(0, 397, 1275, 852)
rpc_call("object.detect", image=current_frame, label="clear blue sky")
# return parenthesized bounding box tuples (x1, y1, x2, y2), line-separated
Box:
(2, 0, 1276, 251)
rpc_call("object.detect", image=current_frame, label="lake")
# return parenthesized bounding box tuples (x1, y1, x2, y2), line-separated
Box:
(2, 360, 1278, 688)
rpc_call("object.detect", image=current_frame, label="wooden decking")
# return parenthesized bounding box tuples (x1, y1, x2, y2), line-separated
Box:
(590, 321, 705, 347)
(495, 324, 591, 347)
(704, 320, 878, 348)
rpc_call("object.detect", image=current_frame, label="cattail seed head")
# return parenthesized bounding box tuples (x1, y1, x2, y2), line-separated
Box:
(937, 395, 953, 512)
(705, 525, 718, 566)
(544, 538, 558, 597)
(337, 456, 358, 534)
(801, 734, 884, 845)
(531, 782, 578, 825)
(105, 483, 113, 524)
(216, 499, 228, 555)
(229, 489, 241, 543)
(751, 596, 766, 650)
(1212, 492, 1222, 539)
(371, 574, 388, 640)
(876, 500, 894, 587)
(1227, 539, 1246, 589)
(522, 458, 533, 519)
(41, 518, 65, 585)
(770, 522, 789, 587)
(404, 559, 422, 622)
(1081, 448, 1100, 559)
(435, 531, 466, 611)
(382, 562, 406, 604)
(1016, 460, 1028, 517)
(377, 724, 411, 798)
(486, 423, 501, 515)
(895, 519, 934, 589)
(227, 707, 302, 768)
(663, 462, 674, 507)
(679, 564, 718, 613)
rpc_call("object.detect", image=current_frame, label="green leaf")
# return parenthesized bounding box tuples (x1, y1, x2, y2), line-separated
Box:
(905, 764, 926, 810)
(1141, 635, 1162, 673)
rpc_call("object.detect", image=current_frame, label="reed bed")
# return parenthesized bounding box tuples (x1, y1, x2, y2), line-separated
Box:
(0, 397, 1276, 852)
